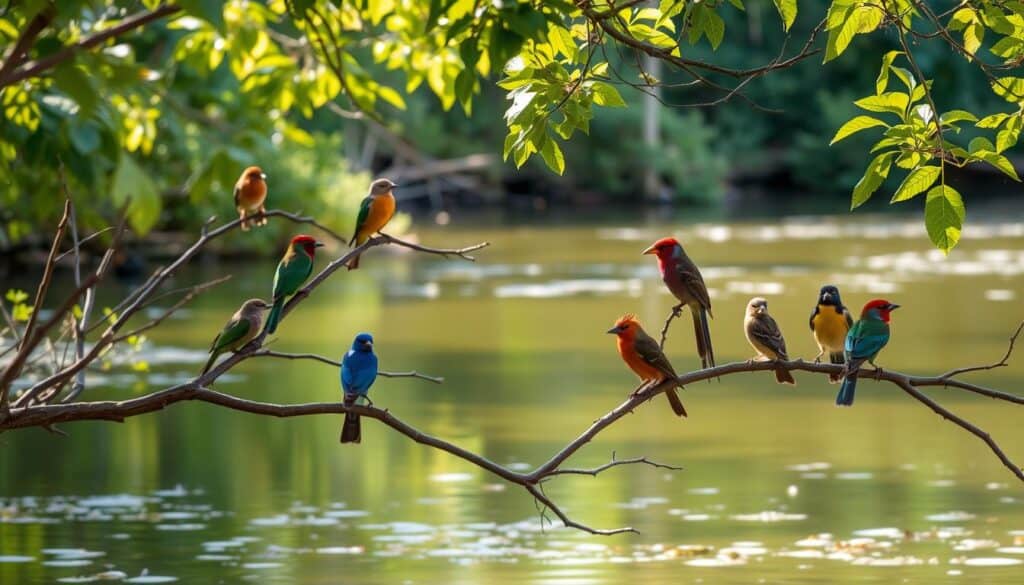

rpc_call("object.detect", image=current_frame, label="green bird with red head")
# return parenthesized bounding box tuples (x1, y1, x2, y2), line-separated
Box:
(264, 235, 324, 335)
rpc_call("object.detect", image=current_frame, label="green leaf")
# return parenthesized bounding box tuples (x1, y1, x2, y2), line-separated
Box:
(996, 115, 1022, 153)
(939, 110, 978, 126)
(591, 82, 626, 107)
(891, 165, 941, 202)
(992, 77, 1024, 103)
(854, 92, 909, 116)
(112, 155, 161, 235)
(177, 0, 225, 32)
(540, 135, 565, 175)
(851, 151, 896, 209)
(976, 112, 1010, 128)
(976, 151, 1021, 180)
(875, 50, 901, 95)
(924, 185, 965, 253)
(772, 0, 797, 32)
(830, 115, 888, 145)
(703, 9, 725, 49)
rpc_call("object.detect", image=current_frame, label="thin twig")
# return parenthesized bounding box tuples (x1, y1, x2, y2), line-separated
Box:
(252, 350, 445, 384)
(110, 276, 233, 344)
(940, 321, 1024, 379)
(659, 303, 682, 350)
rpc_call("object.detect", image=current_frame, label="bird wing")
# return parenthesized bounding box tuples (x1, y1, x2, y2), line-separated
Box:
(233, 184, 241, 207)
(633, 331, 678, 379)
(749, 314, 788, 359)
(843, 306, 854, 328)
(349, 196, 373, 246)
(211, 317, 252, 353)
(808, 304, 820, 331)
(272, 250, 312, 299)
(674, 260, 712, 315)
(845, 318, 890, 360)
(341, 351, 378, 394)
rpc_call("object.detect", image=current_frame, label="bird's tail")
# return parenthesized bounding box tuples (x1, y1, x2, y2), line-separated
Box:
(264, 297, 283, 335)
(201, 352, 218, 375)
(774, 366, 796, 385)
(665, 387, 688, 417)
(340, 412, 361, 444)
(828, 351, 845, 383)
(836, 370, 858, 406)
(692, 307, 715, 370)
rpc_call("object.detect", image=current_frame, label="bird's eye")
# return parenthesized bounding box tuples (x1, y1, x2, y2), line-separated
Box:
(621, 324, 629, 329)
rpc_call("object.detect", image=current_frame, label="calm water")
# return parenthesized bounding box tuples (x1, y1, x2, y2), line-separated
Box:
(2, 214, 1024, 584)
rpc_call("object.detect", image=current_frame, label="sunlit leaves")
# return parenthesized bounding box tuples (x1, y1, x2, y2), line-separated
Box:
(2, 83, 41, 132)
(890, 165, 940, 202)
(850, 151, 895, 209)
(924, 185, 965, 254)
(854, 92, 909, 116)
(830, 115, 887, 145)
(5, 289, 33, 322)
(772, 0, 797, 32)
(824, 2, 883, 63)
(112, 154, 160, 234)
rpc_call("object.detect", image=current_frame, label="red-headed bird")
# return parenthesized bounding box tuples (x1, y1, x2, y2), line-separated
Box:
(347, 178, 397, 270)
(642, 237, 715, 369)
(607, 314, 687, 417)
(235, 166, 268, 231)
(743, 297, 795, 385)
(809, 284, 854, 383)
(837, 299, 899, 407)
(264, 235, 323, 335)
(202, 299, 269, 374)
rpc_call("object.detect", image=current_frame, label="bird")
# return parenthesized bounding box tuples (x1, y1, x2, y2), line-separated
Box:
(809, 284, 854, 383)
(201, 299, 270, 374)
(642, 237, 715, 370)
(264, 235, 324, 335)
(347, 178, 398, 270)
(234, 166, 268, 231)
(340, 332, 378, 444)
(836, 299, 900, 407)
(607, 314, 687, 417)
(743, 297, 795, 385)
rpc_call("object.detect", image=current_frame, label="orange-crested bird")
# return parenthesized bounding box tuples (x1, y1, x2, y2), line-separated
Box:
(234, 166, 268, 231)
(607, 314, 687, 417)
(642, 237, 715, 370)
(347, 178, 398, 270)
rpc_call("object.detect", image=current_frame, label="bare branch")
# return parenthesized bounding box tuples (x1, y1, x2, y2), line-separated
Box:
(19, 200, 71, 353)
(940, 321, 1024, 379)
(547, 453, 682, 477)
(377, 233, 490, 261)
(252, 350, 445, 384)
(110, 276, 233, 344)
(659, 303, 683, 349)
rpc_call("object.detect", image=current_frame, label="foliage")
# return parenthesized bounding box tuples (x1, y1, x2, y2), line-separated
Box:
(0, 0, 1020, 252)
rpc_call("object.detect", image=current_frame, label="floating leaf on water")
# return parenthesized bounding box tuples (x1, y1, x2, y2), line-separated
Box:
(94, 571, 128, 580)
(962, 557, 1023, 567)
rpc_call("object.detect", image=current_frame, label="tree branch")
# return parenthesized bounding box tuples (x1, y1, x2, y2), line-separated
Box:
(252, 350, 445, 384)
(0, 4, 183, 89)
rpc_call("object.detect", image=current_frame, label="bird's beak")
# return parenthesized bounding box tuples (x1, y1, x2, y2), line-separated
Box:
(888, 303, 900, 311)
(606, 326, 622, 334)
(365, 340, 373, 347)
(822, 292, 832, 302)
(641, 244, 657, 255)
(314, 241, 325, 248)
(260, 173, 267, 180)
(757, 306, 766, 314)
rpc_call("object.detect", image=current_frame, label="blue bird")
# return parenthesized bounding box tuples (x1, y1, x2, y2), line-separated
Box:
(340, 332, 378, 443)
(837, 299, 899, 407)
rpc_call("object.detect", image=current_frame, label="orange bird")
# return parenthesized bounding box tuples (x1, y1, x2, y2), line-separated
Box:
(607, 314, 687, 417)
(234, 166, 268, 231)
(347, 178, 397, 270)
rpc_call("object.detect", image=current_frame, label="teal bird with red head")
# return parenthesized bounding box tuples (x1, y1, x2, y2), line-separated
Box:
(837, 299, 900, 406)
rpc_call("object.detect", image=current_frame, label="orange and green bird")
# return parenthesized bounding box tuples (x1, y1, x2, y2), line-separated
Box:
(744, 297, 795, 385)
(607, 314, 687, 417)
(347, 178, 397, 270)
(234, 166, 268, 231)
(264, 235, 324, 335)
(202, 298, 269, 374)
(809, 284, 854, 383)
(643, 237, 715, 370)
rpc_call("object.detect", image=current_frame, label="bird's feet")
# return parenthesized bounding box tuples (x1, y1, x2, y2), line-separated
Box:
(813, 351, 824, 364)
(630, 381, 650, 397)
(671, 304, 684, 318)
(871, 366, 884, 380)
(363, 396, 375, 407)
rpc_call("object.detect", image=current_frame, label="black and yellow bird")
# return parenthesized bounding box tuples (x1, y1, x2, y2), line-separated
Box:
(809, 285, 853, 383)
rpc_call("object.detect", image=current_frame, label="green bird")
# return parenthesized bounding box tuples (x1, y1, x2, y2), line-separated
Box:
(264, 234, 324, 335)
(202, 298, 270, 374)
